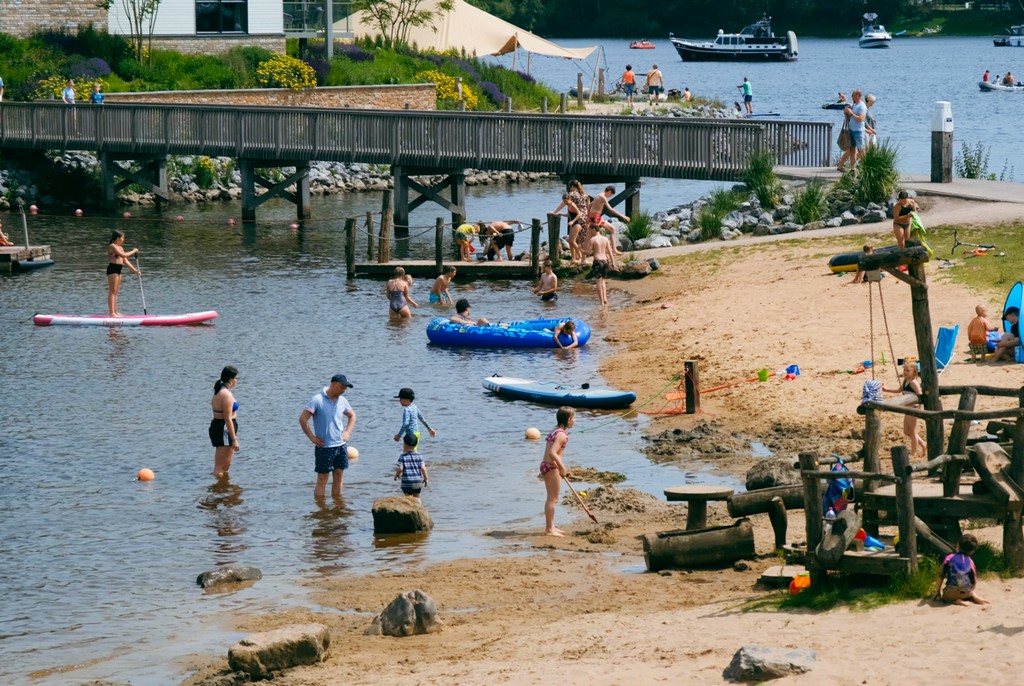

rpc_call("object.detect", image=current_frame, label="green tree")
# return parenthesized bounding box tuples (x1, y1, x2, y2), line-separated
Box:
(97, 0, 160, 63)
(353, 0, 455, 48)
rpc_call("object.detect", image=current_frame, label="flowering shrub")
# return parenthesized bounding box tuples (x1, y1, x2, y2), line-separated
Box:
(479, 81, 506, 106)
(515, 70, 535, 84)
(414, 69, 478, 110)
(71, 58, 112, 79)
(195, 157, 215, 189)
(335, 43, 375, 62)
(256, 53, 316, 89)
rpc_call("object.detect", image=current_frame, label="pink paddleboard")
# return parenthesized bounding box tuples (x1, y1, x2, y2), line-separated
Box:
(33, 311, 218, 327)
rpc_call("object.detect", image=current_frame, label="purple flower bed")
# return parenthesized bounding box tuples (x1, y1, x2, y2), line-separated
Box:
(71, 58, 112, 79)
(515, 70, 535, 84)
(306, 57, 330, 85)
(335, 43, 374, 62)
(479, 81, 506, 105)
(446, 57, 481, 83)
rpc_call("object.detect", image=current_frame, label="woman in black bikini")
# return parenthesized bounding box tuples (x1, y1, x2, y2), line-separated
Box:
(106, 230, 140, 317)
(211, 366, 240, 477)
(892, 190, 918, 250)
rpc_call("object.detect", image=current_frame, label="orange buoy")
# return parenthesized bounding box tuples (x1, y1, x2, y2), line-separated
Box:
(348, 446, 360, 461)
(137, 468, 155, 481)
(525, 427, 541, 440)
(122, 211, 132, 219)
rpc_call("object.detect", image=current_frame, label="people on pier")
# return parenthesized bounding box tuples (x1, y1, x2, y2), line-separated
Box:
(479, 219, 524, 261)
(586, 186, 628, 256)
(210, 365, 240, 478)
(454, 223, 478, 262)
(106, 230, 140, 317)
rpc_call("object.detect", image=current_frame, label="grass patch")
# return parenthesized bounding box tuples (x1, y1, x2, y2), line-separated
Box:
(930, 222, 1024, 296)
(791, 179, 828, 224)
(743, 150, 782, 209)
(625, 211, 653, 242)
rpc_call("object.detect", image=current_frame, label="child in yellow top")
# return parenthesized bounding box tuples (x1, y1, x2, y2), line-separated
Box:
(454, 223, 478, 261)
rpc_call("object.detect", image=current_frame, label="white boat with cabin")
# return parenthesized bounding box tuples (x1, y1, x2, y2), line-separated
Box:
(994, 25, 1024, 47)
(859, 13, 892, 49)
(668, 15, 798, 62)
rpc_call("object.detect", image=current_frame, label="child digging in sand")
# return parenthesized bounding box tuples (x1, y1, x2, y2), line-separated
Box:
(540, 406, 574, 537)
(968, 304, 998, 363)
(934, 533, 989, 606)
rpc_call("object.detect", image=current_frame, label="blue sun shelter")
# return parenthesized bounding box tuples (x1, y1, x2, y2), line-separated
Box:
(1003, 281, 1023, 363)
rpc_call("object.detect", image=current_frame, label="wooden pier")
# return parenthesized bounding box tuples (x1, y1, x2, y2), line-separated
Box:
(0, 245, 52, 272)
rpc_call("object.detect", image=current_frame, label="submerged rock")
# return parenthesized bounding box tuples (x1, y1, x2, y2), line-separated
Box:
(372, 496, 434, 534)
(196, 566, 262, 588)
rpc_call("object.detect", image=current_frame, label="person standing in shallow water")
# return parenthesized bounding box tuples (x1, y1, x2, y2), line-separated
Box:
(106, 230, 140, 317)
(300, 374, 357, 498)
(210, 366, 240, 478)
(540, 406, 575, 537)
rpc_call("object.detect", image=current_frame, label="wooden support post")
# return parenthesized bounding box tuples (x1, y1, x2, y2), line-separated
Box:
(559, 93, 567, 113)
(392, 165, 409, 239)
(505, 99, 513, 113)
(295, 163, 311, 219)
(1004, 387, 1024, 576)
(541, 97, 548, 114)
(344, 217, 356, 279)
(450, 173, 466, 230)
(239, 158, 257, 222)
(943, 387, 977, 496)
(798, 452, 826, 586)
(908, 261, 943, 460)
(434, 217, 444, 274)
(768, 496, 787, 550)
(862, 408, 882, 536)
(577, 73, 584, 108)
(365, 211, 375, 260)
(623, 180, 641, 219)
(684, 360, 700, 415)
(891, 446, 918, 574)
(378, 190, 392, 264)
(598, 68, 606, 97)
(530, 218, 542, 279)
(547, 213, 561, 265)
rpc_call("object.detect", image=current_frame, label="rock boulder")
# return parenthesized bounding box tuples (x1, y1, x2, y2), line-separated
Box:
(372, 496, 434, 534)
(228, 623, 330, 679)
(745, 457, 800, 491)
(365, 589, 444, 637)
(723, 645, 815, 682)
(196, 566, 262, 588)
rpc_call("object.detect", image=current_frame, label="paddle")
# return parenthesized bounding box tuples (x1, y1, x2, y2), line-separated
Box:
(564, 476, 598, 524)
(18, 200, 30, 249)
(136, 256, 147, 314)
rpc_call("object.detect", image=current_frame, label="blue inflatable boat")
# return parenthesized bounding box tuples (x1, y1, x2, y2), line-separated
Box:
(426, 317, 591, 348)
(483, 375, 636, 409)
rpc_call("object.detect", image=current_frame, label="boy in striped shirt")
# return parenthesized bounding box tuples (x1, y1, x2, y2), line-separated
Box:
(394, 432, 428, 497)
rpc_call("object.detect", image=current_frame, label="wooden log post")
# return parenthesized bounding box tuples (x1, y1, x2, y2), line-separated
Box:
(798, 452, 826, 586)
(891, 446, 918, 574)
(727, 484, 804, 517)
(378, 190, 393, 264)
(541, 97, 548, 113)
(908, 261, 943, 460)
(365, 211, 375, 261)
(1004, 387, 1024, 576)
(577, 73, 584, 108)
(530, 218, 542, 279)
(598, 68, 606, 97)
(344, 217, 356, 279)
(767, 496, 787, 550)
(684, 360, 700, 415)
(642, 519, 755, 571)
(943, 386, 977, 496)
(434, 217, 444, 274)
(862, 407, 882, 536)
(559, 93, 567, 113)
(547, 213, 562, 266)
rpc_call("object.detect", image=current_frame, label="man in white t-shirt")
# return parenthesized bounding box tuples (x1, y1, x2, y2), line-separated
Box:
(837, 89, 868, 172)
(299, 374, 357, 497)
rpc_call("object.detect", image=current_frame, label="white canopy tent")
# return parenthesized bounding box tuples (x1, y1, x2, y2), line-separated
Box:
(335, 0, 597, 62)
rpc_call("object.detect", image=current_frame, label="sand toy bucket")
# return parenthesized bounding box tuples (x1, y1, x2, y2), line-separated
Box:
(756, 368, 770, 382)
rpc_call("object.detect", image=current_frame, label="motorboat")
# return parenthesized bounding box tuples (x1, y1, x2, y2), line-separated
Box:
(859, 13, 892, 49)
(629, 39, 655, 49)
(994, 25, 1024, 47)
(668, 15, 797, 62)
(978, 80, 1024, 92)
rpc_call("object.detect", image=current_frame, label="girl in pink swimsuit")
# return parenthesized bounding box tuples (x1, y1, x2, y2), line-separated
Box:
(540, 406, 575, 537)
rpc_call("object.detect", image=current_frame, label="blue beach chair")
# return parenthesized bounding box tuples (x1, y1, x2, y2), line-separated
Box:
(935, 324, 958, 374)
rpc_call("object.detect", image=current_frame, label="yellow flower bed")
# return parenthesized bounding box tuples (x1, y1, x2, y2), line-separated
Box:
(414, 69, 478, 110)
(31, 75, 100, 102)
(256, 53, 316, 90)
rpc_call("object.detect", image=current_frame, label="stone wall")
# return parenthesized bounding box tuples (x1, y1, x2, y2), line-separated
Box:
(147, 35, 286, 55)
(105, 84, 437, 110)
(1, 0, 106, 37)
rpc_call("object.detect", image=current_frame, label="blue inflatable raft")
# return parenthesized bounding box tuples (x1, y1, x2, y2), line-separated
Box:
(483, 374, 636, 409)
(426, 317, 591, 348)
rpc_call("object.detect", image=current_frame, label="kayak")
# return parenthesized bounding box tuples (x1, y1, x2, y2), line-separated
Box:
(33, 311, 219, 327)
(482, 374, 636, 409)
(821, 102, 848, 110)
(828, 246, 898, 273)
(426, 317, 590, 348)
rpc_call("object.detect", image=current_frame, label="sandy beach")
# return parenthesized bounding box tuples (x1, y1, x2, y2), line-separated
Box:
(185, 196, 1024, 685)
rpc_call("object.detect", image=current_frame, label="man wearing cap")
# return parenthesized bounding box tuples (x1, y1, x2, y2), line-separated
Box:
(300, 374, 357, 497)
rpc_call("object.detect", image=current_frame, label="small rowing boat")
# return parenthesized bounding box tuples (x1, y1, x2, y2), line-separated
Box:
(33, 310, 219, 327)
(482, 374, 636, 409)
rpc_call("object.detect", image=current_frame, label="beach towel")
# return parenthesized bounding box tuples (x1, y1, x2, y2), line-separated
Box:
(861, 379, 883, 403)
(910, 212, 934, 258)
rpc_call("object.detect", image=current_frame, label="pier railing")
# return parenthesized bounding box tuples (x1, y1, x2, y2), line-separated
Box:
(0, 103, 833, 181)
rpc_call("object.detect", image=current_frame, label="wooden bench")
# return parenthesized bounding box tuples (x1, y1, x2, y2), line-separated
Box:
(664, 485, 735, 530)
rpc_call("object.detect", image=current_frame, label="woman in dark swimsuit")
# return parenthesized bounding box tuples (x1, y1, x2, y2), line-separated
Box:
(210, 366, 240, 477)
(892, 190, 918, 250)
(106, 230, 140, 317)
(386, 267, 417, 320)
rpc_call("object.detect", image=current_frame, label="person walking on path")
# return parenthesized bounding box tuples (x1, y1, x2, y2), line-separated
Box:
(539, 406, 575, 537)
(737, 76, 753, 114)
(299, 374, 357, 498)
(621, 64, 636, 106)
(210, 366, 240, 478)
(645, 64, 664, 106)
(837, 89, 868, 172)
(864, 94, 878, 147)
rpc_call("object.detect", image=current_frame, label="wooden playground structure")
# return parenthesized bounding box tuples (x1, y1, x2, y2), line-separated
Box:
(799, 241, 1024, 583)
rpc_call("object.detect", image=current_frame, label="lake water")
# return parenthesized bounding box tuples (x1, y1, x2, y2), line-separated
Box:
(492, 36, 1022, 177)
(0, 185, 742, 685)
(3, 35, 1016, 685)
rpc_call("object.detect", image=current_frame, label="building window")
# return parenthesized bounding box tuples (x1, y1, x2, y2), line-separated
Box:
(196, 0, 248, 33)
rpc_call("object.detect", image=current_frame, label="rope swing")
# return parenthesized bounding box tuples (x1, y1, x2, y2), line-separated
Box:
(866, 273, 901, 385)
